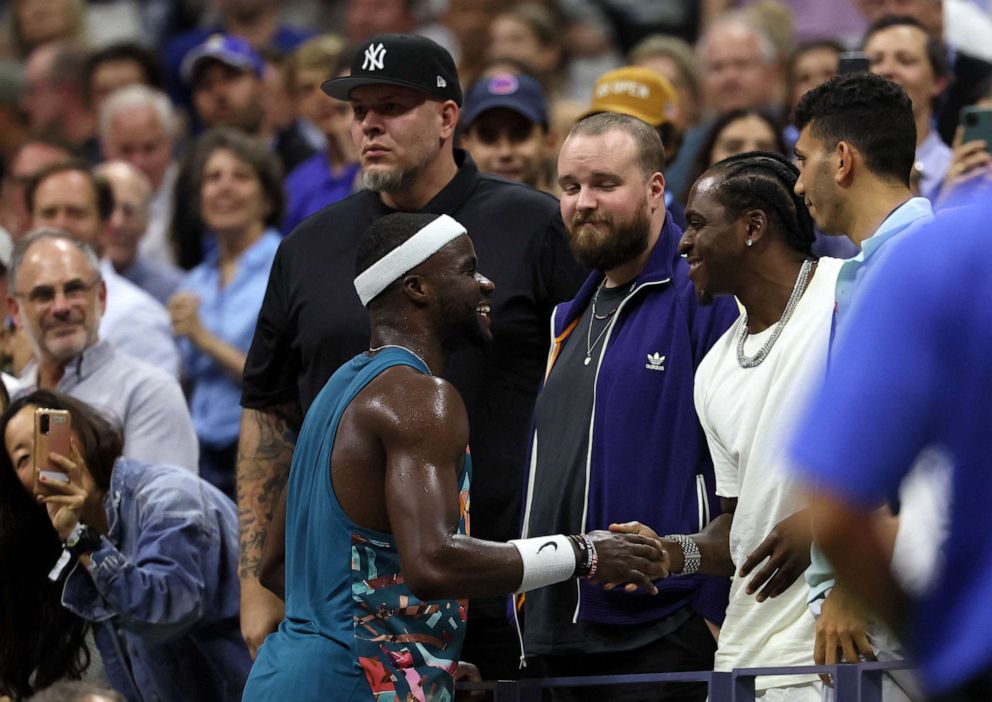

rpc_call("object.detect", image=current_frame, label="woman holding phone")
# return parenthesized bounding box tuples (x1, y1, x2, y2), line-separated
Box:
(0, 390, 250, 701)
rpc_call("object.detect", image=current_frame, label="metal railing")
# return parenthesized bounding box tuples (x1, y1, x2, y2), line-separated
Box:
(457, 660, 915, 701)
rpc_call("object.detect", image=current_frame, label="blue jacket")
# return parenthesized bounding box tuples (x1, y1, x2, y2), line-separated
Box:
(61, 458, 250, 701)
(521, 213, 738, 628)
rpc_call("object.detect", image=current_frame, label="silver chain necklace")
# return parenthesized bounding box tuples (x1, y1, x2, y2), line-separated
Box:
(584, 281, 632, 366)
(736, 259, 815, 369)
(369, 344, 432, 375)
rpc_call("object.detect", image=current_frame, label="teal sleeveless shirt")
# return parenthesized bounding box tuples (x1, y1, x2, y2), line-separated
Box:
(243, 348, 472, 701)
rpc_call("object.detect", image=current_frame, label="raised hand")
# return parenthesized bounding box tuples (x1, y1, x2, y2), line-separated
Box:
(167, 291, 203, 340)
(36, 438, 88, 541)
(739, 509, 812, 602)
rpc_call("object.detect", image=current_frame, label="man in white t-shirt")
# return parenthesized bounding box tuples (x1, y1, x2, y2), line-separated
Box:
(615, 151, 841, 699)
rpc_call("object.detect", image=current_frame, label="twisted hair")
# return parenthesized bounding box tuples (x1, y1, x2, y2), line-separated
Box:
(710, 151, 816, 256)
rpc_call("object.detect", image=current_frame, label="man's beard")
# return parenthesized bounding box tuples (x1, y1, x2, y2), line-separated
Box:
(362, 146, 433, 193)
(363, 164, 412, 192)
(568, 197, 653, 272)
(439, 297, 491, 352)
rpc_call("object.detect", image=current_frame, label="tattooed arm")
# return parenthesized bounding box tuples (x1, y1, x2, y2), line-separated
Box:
(236, 402, 301, 658)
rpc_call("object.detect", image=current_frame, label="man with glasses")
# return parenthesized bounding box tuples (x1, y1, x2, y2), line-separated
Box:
(6, 228, 198, 472)
(26, 160, 180, 378)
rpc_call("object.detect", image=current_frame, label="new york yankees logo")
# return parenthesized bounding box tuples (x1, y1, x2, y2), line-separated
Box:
(362, 43, 387, 71)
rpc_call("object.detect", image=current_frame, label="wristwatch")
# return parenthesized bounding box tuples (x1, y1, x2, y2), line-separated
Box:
(665, 534, 701, 575)
(64, 523, 102, 558)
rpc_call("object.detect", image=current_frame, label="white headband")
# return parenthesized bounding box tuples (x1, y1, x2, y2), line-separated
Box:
(354, 214, 467, 306)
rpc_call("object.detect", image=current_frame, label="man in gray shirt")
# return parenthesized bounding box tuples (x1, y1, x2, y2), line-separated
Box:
(6, 228, 199, 472)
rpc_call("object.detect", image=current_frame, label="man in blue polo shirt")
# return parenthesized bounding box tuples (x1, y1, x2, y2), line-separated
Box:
(791, 189, 992, 701)
(792, 74, 938, 697)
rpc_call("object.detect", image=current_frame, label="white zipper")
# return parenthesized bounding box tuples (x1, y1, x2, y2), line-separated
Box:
(696, 474, 710, 532)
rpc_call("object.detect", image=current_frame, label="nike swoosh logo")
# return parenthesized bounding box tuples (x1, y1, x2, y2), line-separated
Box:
(537, 541, 558, 553)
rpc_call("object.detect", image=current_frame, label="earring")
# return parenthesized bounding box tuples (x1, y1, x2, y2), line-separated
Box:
(746, 238, 753, 247)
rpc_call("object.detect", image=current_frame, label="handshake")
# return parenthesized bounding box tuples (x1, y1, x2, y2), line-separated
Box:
(581, 522, 684, 594)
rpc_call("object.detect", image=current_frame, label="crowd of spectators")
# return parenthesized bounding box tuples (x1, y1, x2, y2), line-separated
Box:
(0, 0, 990, 700)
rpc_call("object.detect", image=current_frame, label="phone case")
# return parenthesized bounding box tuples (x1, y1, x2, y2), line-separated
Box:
(961, 106, 992, 148)
(33, 408, 71, 493)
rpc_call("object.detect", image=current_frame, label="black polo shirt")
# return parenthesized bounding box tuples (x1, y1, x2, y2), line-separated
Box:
(242, 151, 587, 614)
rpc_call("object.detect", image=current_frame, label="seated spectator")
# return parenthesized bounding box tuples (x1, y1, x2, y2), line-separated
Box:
(7, 229, 198, 471)
(697, 14, 785, 119)
(629, 34, 704, 134)
(94, 161, 183, 305)
(787, 41, 843, 113)
(487, 4, 562, 86)
(8, 0, 86, 60)
(181, 33, 314, 174)
(259, 48, 321, 178)
(162, 1, 312, 111)
(685, 109, 787, 201)
(855, 0, 992, 142)
(865, 15, 952, 201)
(460, 72, 557, 195)
(0, 390, 249, 700)
(84, 42, 166, 118)
(26, 160, 180, 376)
(168, 128, 281, 498)
(281, 34, 360, 233)
(182, 34, 264, 137)
(99, 85, 181, 266)
(22, 41, 100, 164)
(783, 41, 843, 152)
(1, 135, 74, 238)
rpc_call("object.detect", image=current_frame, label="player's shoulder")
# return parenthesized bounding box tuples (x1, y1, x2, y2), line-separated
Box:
(362, 367, 464, 423)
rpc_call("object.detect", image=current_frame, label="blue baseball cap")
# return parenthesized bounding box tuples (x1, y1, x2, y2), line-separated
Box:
(181, 34, 264, 85)
(461, 73, 548, 128)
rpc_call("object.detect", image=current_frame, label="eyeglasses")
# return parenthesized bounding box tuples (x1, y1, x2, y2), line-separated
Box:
(13, 277, 101, 307)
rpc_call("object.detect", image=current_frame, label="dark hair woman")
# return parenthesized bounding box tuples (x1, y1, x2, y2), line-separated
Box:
(0, 390, 250, 701)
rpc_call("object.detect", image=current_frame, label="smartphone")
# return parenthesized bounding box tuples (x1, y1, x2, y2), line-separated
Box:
(838, 51, 870, 75)
(961, 106, 992, 150)
(34, 408, 71, 493)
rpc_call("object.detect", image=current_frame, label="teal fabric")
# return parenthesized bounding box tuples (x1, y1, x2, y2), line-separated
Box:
(243, 347, 471, 700)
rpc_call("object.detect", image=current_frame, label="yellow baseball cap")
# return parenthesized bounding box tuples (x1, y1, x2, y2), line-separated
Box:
(583, 66, 678, 128)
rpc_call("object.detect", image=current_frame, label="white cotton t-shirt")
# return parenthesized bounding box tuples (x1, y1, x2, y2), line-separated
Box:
(696, 256, 843, 690)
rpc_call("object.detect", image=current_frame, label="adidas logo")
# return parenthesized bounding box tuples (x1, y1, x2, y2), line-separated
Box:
(437, 76, 447, 88)
(645, 353, 666, 371)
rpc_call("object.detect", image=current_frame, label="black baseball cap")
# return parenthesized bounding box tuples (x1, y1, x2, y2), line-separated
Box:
(322, 34, 462, 105)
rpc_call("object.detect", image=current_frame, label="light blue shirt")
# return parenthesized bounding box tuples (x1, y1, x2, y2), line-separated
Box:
(18, 340, 199, 472)
(790, 195, 992, 693)
(178, 230, 280, 448)
(807, 196, 934, 602)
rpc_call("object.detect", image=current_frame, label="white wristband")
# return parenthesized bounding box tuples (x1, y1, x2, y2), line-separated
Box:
(509, 534, 577, 593)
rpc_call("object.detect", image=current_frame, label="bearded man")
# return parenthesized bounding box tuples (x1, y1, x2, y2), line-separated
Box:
(516, 112, 739, 702)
